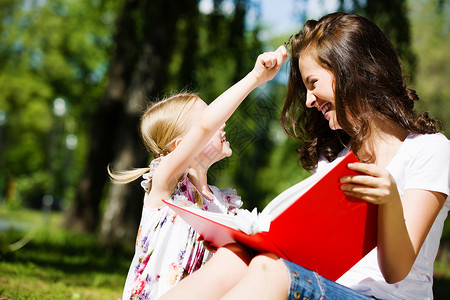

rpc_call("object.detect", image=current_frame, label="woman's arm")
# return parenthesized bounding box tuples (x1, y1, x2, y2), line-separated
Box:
(340, 163, 446, 283)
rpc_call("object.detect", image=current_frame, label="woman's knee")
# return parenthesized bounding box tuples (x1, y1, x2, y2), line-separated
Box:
(203, 244, 252, 282)
(232, 253, 289, 299)
(248, 253, 284, 271)
(221, 243, 253, 265)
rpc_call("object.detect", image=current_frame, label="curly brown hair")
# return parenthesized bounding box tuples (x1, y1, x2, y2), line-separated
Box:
(281, 12, 442, 170)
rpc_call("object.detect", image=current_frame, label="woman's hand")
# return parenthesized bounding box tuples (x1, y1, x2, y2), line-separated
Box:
(339, 162, 400, 206)
(251, 45, 288, 85)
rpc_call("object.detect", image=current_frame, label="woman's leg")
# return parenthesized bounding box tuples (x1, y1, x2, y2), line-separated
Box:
(221, 255, 375, 300)
(221, 253, 290, 300)
(160, 243, 252, 300)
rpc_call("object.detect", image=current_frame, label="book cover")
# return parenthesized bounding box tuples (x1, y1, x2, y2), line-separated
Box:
(164, 151, 378, 281)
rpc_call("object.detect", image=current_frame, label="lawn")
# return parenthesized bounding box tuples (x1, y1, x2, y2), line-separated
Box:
(1, 207, 449, 299)
(0, 208, 133, 300)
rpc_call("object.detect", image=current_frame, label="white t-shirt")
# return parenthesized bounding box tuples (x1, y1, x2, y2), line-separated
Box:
(335, 133, 450, 299)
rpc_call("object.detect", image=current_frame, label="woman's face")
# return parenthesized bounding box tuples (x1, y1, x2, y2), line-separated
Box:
(298, 53, 342, 130)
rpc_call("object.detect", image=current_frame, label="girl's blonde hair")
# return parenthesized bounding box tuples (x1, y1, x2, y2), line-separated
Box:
(108, 93, 200, 185)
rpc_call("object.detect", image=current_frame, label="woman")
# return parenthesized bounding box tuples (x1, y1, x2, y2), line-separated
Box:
(161, 12, 449, 300)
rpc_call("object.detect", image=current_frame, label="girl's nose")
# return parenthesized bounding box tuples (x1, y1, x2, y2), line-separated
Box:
(220, 123, 226, 130)
(305, 90, 317, 108)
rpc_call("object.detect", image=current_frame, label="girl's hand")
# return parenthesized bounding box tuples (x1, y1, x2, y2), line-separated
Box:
(251, 45, 288, 85)
(339, 162, 400, 206)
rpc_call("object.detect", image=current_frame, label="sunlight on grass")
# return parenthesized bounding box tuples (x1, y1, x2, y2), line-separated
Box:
(0, 207, 132, 300)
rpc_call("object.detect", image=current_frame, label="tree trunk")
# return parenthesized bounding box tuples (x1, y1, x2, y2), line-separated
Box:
(362, 0, 416, 76)
(99, 0, 198, 245)
(63, 0, 140, 232)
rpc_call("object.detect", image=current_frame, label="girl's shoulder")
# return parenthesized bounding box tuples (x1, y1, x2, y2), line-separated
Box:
(141, 157, 164, 192)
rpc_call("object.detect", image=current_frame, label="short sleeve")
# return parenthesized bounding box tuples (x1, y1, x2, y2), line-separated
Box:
(220, 188, 243, 214)
(404, 134, 450, 196)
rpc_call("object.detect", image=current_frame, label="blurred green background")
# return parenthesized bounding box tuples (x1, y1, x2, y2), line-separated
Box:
(0, 0, 449, 299)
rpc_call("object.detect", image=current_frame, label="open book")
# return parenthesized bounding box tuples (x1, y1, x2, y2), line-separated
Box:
(163, 151, 377, 281)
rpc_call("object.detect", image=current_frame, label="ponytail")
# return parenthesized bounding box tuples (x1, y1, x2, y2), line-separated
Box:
(107, 165, 151, 185)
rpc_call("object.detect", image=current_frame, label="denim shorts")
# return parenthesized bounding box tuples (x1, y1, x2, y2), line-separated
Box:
(282, 259, 374, 300)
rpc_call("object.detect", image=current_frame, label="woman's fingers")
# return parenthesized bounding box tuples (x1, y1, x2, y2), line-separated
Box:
(340, 162, 398, 204)
(341, 183, 389, 197)
(346, 162, 387, 177)
(340, 174, 379, 187)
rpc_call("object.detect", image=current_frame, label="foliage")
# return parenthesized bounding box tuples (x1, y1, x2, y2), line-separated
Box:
(409, 0, 450, 135)
(0, 0, 449, 243)
(407, 0, 450, 241)
(0, 0, 118, 207)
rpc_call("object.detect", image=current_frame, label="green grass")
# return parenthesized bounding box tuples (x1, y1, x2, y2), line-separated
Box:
(0, 208, 133, 300)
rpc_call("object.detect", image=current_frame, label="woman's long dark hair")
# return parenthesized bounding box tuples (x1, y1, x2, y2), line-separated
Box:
(281, 12, 442, 170)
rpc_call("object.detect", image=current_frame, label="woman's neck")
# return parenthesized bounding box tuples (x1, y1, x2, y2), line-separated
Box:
(357, 118, 409, 168)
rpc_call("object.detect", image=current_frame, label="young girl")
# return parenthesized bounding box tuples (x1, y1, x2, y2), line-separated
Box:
(109, 46, 288, 299)
(160, 12, 450, 300)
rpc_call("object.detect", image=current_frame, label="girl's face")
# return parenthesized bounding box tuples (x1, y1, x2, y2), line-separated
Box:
(298, 53, 342, 130)
(190, 100, 232, 165)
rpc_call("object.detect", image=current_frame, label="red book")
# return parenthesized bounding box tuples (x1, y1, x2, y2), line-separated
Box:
(164, 151, 377, 281)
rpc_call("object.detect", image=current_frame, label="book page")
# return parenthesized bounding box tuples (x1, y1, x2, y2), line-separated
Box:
(262, 173, 319, 219)
(261, 152, 353, 221)
(164, 202, 270, 234)
(165, 173, 320, 235)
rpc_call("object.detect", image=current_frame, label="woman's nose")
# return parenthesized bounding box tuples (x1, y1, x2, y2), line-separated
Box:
(220, 123, 226, 130)
(305, 90, 317, 108)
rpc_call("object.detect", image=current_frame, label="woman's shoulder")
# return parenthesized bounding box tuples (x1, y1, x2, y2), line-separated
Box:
(404, 133, 450, 158)
(404, 133, 449, 158)
(407, 132, 449, 147)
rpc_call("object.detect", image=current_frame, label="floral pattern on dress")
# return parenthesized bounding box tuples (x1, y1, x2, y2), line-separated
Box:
(122, 157, 242, 300)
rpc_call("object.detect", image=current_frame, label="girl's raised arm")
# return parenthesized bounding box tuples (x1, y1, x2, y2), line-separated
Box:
(151, 46, 288, 204)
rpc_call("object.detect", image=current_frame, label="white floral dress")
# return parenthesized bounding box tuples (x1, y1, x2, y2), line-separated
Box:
(122, 157, 242, 300)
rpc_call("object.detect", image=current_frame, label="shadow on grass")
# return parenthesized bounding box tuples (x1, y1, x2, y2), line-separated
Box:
(0, 228, 133, 288)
